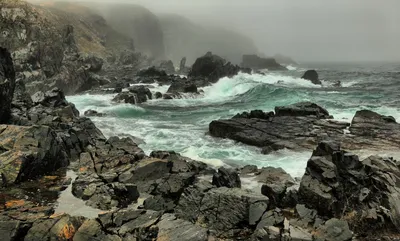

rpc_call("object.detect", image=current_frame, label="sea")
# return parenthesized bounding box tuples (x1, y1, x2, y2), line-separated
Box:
(67, 62, 400, 178)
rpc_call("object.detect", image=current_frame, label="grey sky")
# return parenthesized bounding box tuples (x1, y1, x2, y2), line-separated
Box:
(31, 0, 400, 62)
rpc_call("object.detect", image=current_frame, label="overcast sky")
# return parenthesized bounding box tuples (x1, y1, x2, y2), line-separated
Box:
(32, 0, 400, 62)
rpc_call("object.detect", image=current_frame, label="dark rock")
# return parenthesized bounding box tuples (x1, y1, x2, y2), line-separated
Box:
(112, 92, 141, 105)
(188, 52, 241, 85)
(241, 165, 259, 174)
(256, 208, 284, 230)
(158, 60, 175, 74)
(212, 167, 241, 188)
(79, 54, 103, 72)
(73, 219, 119, 241)
(24, 214, 85, 241)
(157, 214, 209, 241)
(249, 201, 269, 226)
(84, 109, 106, 117)
(143, 195, 176, 212)
(155, 92, 162, 99)
(137, 66, 167, 77)
(0, 220, 31, 241)
(313, 218, 353, 241)
(128, 85, 152, 103)
(176, 186, 268, 233)
(298, 142, 400, 233)
(0, 125, 68, 185)
(241, 54, 287, 71)
(301, 70, 321, 85)
(275, 102, 330, 119)
(209, 102, 350, 152)
(233, 110, 274, 119)
(0, 47, 16, 123)
(167, 80, 198, 93)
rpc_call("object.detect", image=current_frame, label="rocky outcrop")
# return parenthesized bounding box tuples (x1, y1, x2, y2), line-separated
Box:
(188, 52, 241, 86)
(112, 86, 152, 105)
(210, 102, 400, 153)
(299, 141, 400, 235)
(0, 47, 16, 123)
(241, 54, 287, 71)
(212, 167, 241, 188)
(158, 60, 175, 74)
(166, 80, 198, 94)
(0, 125, 68, 185)
(301, 70, 321, 85)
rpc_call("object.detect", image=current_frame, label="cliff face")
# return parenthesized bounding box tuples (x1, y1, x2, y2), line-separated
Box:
(93, 3, 166, 60)
(160, 14, 259, 65)
(0, 0, 135, 94)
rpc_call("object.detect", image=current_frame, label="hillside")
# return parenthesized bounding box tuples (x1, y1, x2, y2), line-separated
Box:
(160, 14, 259, 65)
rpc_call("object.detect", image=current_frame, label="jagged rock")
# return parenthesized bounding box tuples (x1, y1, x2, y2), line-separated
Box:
(84, 109, 106, 117)
(209, 102, 350, 152)
(73, 219, 120, 241)
(275, 102, 331, 119)
(241, 54, 287, 71)
(137, 66, 167, 77)
(176, 185, 269, 233)
(24, 214, 85, 241)
(128, 86, 152, 102)
(0, 220, 31, 241)
(301, 70, 321, 85)
(31, 88, 70, 108)
(157, 214, 209, 241)
(79, 54, 103, 72)
(298, 141, 400, 233)
(241, 165, 259, 174)
(314, 218, 353, 241)
(158, 60, 175, 74)
(233, 110, 274, 119)
(188, 52, 241, 85)
(112, 92, 138, 105)
(0, 47, 16, 123)
(212, 167, 241, 188)
(0, 125, 68, 185)
(256, 208, 284, 230)
(72, 172, 139, 210)
(155, 92, 162, 99)
(167, 80, 198, 93)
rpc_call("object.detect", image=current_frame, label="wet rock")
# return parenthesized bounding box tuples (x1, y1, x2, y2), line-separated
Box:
(84, 109, 106, 117)
(0, 220, 31, 241)
(158, 60, 175, 74)
(176, 186, 269, 233)
(212, 167, 241, 188)
(0, 47, 16, 123)
(241, 165, 259, 174)
(241, 54, 287, 71)
(233, 110, 274, 119)
(188, 52, 241, 85)
(72, 173, 139, 210)
(127, 86, 152, 103)
(275, 102, 331, 119)
(298, 141, 400, 233)
(301, 70, 321, 85)
(0, 125, 68, 185)
(314, 218, 353, 241)
(79, 54, 103, 72)
(167, 80, 198, 93)
(112, 92, 138, 104)
(209, 102, 350, 152)
(137, 66, 167, 77)
(24, 214, 85, 241)
(155, 91, 162, 99)
(157, 214, 209, 241)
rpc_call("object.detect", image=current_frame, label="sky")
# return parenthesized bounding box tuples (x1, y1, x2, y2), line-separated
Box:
(30, 0, 400, 62)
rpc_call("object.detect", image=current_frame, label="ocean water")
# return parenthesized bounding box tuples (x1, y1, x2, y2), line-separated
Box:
(67, 62, 400, 178)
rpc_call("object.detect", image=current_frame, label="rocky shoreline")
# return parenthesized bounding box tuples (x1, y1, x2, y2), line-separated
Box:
(1, 44, 400, 240)
(1, 1, 400, 240)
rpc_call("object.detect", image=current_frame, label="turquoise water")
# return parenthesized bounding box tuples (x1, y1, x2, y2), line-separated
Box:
(67, 63, 400, 177)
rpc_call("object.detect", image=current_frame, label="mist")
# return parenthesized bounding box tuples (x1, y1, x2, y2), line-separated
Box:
(29, 0, 400, 62)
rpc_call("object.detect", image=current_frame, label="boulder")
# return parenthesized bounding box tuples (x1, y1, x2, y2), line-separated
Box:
(241, 54, 287, 71)
(0, 47, 16, 123)
(84, 109, 106, 117)
(79, 54, 103, 72)
(313, 218, 353, 241)
(158, 60, 175, 74)
(0, 125, 68, 185)
(137, 66, 167, 77)
(112, 92, 139, 105)
(212, 167, 241, 188)
(155, 92, 162, 99)
(127, 86, 152, 103)
(209, 102, 349, 152)
(233, 110, 274, 120)
(167, 80, 198, 93)
(188, 52, 241, 85)
(301, 70, 321, 85)
(275, 102, 331, 119)
(176, 185, 269, 234)
(156, 214, 209, 241)
(298, 141, 400, 233)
